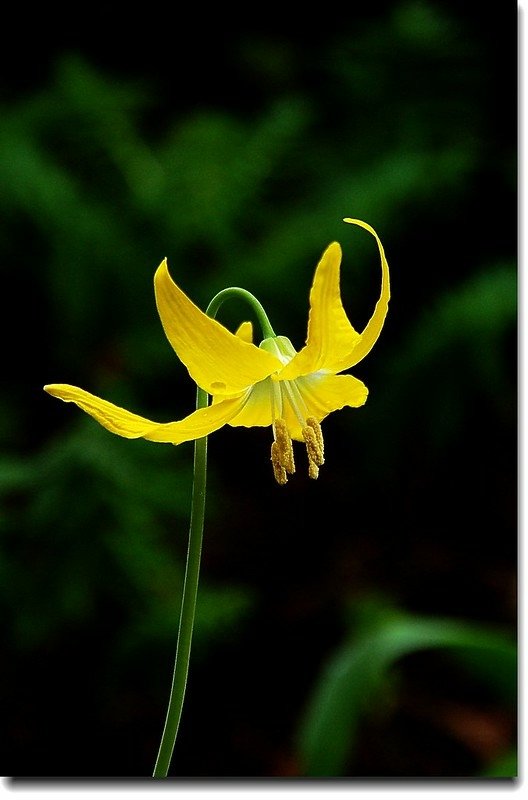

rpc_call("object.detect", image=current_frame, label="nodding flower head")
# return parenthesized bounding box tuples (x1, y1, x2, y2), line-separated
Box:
(44, 218, 390, 484)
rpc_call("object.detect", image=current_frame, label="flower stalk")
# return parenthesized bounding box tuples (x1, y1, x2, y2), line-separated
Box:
(152, 287, 276, 777)
(152, 386, 208, 778)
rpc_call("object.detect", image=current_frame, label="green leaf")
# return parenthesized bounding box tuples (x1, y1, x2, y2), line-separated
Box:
(297, 607, 516, 776)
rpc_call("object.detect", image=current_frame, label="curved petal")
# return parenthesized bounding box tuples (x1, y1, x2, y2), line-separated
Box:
(44, 383, 249, 444)
(154, 260, 281, 395)
(277, 242, 361, 381)
(341, 218, 390, 369)
(279, 220, 390, 380)
(284, 373, 368, 441)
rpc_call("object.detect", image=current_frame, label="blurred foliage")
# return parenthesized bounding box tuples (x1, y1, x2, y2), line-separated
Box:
(1, 0, 516, 779)
(0, 416, 254, 653)
(297, 596, 516, 776)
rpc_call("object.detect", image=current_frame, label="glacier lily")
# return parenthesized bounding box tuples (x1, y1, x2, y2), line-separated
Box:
(44, 216, 390, 778)
(44, 218, 389, 484)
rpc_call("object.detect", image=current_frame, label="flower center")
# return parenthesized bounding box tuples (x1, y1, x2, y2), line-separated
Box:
(259, 337, 325, 484)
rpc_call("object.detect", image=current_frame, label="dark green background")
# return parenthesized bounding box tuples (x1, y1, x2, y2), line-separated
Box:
(1, 1, 517, 779)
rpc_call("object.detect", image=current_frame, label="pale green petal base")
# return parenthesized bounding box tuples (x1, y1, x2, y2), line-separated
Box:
(220, 372, 368, 442)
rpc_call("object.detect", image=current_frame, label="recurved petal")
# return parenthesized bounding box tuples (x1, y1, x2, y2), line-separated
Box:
(44, 383, 248, 444)
(154, 260, 281, 395)
(341, 218, 390, 369)
(285, 373, 369, 441)
(279, 220, 390, 380)
(277, 242, 361, 381)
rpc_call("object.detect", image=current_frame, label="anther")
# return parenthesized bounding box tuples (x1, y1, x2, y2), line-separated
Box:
(306, 418, 324, 463)
(302, 418, 324, 480)
(302, 423, 324, 467)
(308, 460, 319, 480)
(273, 418, 295, 475)
(271, 441, 288, 485)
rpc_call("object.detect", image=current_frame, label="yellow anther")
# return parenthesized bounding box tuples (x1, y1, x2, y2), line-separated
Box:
(302, 419, 324, 480)
(271, 416, 323, 484)
(306, 417, 324, 463)
(271, 441, 288, 485)
(302, 423, 324, 467)
(274, 418, 295, 474)
(308, 459, 319, 480)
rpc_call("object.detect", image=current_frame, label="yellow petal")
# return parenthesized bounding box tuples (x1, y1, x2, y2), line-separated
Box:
(279, 220, 390, 380)
(226, 378, 274, 429)
(341, 218, 390, 369)
(277, 242, 361, 380)
(44, 383, 248, 444)
(285, 373, 368, 441)
(154, 260, 280, 395)
(235, 320, 253, 343)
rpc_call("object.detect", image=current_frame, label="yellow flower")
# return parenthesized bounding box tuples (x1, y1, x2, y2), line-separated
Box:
(44, 218, 389, 484)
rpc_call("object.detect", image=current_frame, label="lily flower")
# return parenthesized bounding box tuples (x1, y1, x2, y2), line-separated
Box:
(44, 218, 389, 484)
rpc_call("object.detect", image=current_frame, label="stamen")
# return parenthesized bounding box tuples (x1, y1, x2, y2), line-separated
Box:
(281, 381, 307, 430)
(273, 418, 295, 474)
(302, 423, 324, 467)
(306, 417, 325, 464)
(271, 442, 288, 485)
(270, 375, 325, 484)
(302, 418, 324, 481)
(308, 460, 319, 480)
(270, 376, 283, 422)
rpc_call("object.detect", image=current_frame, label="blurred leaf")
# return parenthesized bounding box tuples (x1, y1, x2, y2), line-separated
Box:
(394, 264, 516, 379)
(0, 458, 38, 491)
(297, 603, 516, 776)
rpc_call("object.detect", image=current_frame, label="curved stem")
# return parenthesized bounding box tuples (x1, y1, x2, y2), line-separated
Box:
(206, 287, 276, 339)
(152, 385, 208, 778)
(152, 287, 275, 778)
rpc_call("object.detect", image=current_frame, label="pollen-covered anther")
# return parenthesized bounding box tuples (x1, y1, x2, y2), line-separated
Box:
(273, 418, 295, 474)
(308, 459, 319, 480)
(271, 441, 288, 485)
(306, 417, 324, 463)
(302, 422, 324, 467)
(302, 419, 324, 480)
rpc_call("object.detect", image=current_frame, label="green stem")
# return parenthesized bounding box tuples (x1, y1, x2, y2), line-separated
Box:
(152, 384, 208, 778)
(206, 287, 276, 339)
(152, 286, 274, 778)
